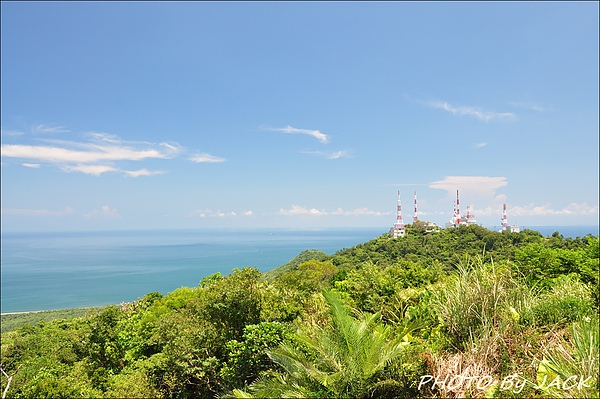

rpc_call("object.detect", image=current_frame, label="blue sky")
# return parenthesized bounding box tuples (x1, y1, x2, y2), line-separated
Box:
(1, 2, 598, 232)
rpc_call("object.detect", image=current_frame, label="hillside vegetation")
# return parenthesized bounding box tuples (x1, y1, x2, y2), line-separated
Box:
(1, 224, 598, 398)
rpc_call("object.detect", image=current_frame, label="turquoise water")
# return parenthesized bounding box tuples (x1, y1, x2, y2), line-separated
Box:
(1, 228, 383, 313)
(1, 226, 597, 314)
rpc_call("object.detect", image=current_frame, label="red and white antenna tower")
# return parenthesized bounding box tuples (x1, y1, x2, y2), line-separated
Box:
(394, 190, 405, 229)
(413, 191, 418, 222)
(455, 190, 462, 224)
(451, 197, 457, 224)
(501, 203, 509, 231)
(465, 205, 476, 224)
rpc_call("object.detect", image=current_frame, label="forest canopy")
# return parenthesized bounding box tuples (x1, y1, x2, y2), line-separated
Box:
(1, 224, 598, 398)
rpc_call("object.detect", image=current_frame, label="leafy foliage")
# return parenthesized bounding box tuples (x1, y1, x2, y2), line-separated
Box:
(1, 227, 598, 398)
(235, 290, 413, 398)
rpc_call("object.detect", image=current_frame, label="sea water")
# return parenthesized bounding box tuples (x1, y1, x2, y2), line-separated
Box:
(1, 226, 597, 314)
(1, 228, 383, 313)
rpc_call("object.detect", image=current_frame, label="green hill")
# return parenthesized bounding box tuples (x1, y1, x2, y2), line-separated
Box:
(262, 249, 329, 281)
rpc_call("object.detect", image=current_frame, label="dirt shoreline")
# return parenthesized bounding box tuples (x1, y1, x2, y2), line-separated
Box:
(1, 306, 101, 317)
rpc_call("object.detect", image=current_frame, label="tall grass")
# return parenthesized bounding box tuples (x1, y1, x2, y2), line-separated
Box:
(536, 316, 599, 398)
(433, 256, 515, 349)
(429, 255, 598, 398)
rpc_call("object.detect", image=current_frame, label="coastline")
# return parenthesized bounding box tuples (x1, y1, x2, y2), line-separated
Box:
(1, 307, 104, 333)
(1, 307, 99, 316)
(2, 226, 597, 316)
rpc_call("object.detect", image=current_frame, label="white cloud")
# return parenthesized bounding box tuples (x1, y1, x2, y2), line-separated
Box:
(279, 205, 326, 216)
(63, 164, 119, 176)
(1, 143, 174, 163)
(123, 168, 166, 177)
(508, 101, 545, 112)
(190, 153, 226, 163)
(84, 205, 120, 220)
(244, 210, 254, 216)
(33, 124, 70, 134)
(429, 176, 508, 199)
(332, 207, 390, 217)
(473, 142, 487, 149)
(192, 209, 212, 218)
(279, 205, 389, 217)
(192, 209, 237, 218)
(160, 142, 183, 153)
(86, 132, 122, 143)
(512, 202, 598, 216)
(302, 150, 352, 159)
(474, 202, 598, 217)
(0, 127, 221, 177)
(428, 101, 516, 122)
(267, 125, 330, 143)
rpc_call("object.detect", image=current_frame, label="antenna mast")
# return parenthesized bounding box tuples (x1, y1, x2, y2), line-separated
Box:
(456, 190, 462, 224)
(413, 191, 418, 223)
(395, 190, 405, 229)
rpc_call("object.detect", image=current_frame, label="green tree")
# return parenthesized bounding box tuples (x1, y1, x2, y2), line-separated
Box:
(278, 260, 338, 293)
(233, 290, 411, 398)
(221, 322, 290, 388)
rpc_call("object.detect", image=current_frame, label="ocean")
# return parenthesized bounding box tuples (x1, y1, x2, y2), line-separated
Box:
(1, 226, 597, 314)
(1, 228, 383, 314)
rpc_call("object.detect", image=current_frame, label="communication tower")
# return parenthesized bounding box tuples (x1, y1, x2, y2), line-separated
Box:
(445, 190, 467, 228)
(501, 203, 509, 231)
(455, 190, 462, 225)
(501, 203, 520, 233)
(413, 191, 419, 223)
(390, 190, 406, 238)
(465, 205, 477, 225)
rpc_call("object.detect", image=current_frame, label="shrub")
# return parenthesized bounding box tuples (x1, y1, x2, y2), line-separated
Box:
(521, 275, 594, 328)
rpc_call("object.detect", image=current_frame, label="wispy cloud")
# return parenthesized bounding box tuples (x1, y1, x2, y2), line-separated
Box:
(279, 205, 389, 217)
(475, 202, 598, 217)
(1, 126, 222, 176)
(123, 169, 166, 178)
(189, 153, 226, 163)
(84, 205, 121, 220)
(33, 124, 70, 134)
(62, 164, 119, 176)
(508, 101, 545, 112)
(331, 207, 390, 217)
(279, 205, 326, 216)
(1, 143, 176, 164)
(429, 176, 508, 199)
(302, 150, 352, 159)
(511, 202, 598, 216)
(428, 101, 516, 122)
(473, 142, 487, 149)
(191, 209, 239, 218)
(266, 125, 330, 143)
